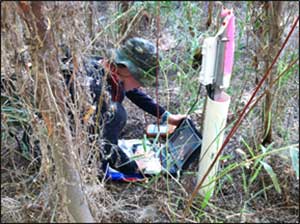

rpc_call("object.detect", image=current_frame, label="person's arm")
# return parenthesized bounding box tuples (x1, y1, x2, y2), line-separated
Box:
(126, 88, 186, 126)
(125, 88, 165, 117)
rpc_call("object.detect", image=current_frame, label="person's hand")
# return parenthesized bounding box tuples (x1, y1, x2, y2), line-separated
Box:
(167, 114, 187, 127)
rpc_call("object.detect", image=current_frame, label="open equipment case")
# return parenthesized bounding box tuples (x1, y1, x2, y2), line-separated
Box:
(110, 118, 203, 181)
(159, 118, 202, 175)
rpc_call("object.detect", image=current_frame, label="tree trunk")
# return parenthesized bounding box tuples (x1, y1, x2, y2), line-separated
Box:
(118, 1, 132, 37)
(206, 2, 213, 29)
(88, 2, 95, 40)
(17, 2, 94, 222)
(250, 2, 283, 145)
(262, 2, 283, 145)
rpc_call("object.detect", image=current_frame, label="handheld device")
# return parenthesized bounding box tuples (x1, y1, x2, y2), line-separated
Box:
(145, 124, 176, 138)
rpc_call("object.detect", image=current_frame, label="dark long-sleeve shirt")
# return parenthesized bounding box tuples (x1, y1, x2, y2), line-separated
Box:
(126, 88, 165, 118)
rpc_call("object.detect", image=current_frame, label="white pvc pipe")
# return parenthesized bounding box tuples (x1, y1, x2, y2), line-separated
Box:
(197, 91, 231, 197)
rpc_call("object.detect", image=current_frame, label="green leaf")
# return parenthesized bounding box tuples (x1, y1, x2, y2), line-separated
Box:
(241, 137, 255, 157)
(225, 174, 233, 185)
(260, 142, 274, 154)
(219, 154, 233, 161)
(249, 163, 263, 185)
(142, 134, 148, 152)
(241, 166, 248, 194)
(201, 186, 214, 209)
(259, 160, 281, 194)
(289, 147, 299, 179)
(219, 163, 236, 176)
(130, 154, 145, 161)
(260, 144, 267, 154)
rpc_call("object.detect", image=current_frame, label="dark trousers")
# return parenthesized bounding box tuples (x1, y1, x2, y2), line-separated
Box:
(100, 102, 139, 174)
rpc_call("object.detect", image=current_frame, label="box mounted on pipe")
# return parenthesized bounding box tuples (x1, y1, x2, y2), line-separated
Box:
(199, 8, 235, 98)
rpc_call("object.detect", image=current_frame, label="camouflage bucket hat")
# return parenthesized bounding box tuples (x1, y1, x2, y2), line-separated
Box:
(112, 37, 160, 87)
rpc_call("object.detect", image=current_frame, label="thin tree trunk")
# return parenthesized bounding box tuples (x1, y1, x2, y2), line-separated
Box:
(262, 2, 283, 145)
(118, 1, 132, 36)
(17, 2, 94, 222)
(206, 2, 213, 29)
(88, 2, 94, 40)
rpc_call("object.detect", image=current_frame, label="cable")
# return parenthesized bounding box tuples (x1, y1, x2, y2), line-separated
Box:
(186, 80, 203, 116)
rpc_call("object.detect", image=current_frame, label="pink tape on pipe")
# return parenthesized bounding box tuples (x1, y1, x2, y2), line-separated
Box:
(221, 8, 235, 87)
